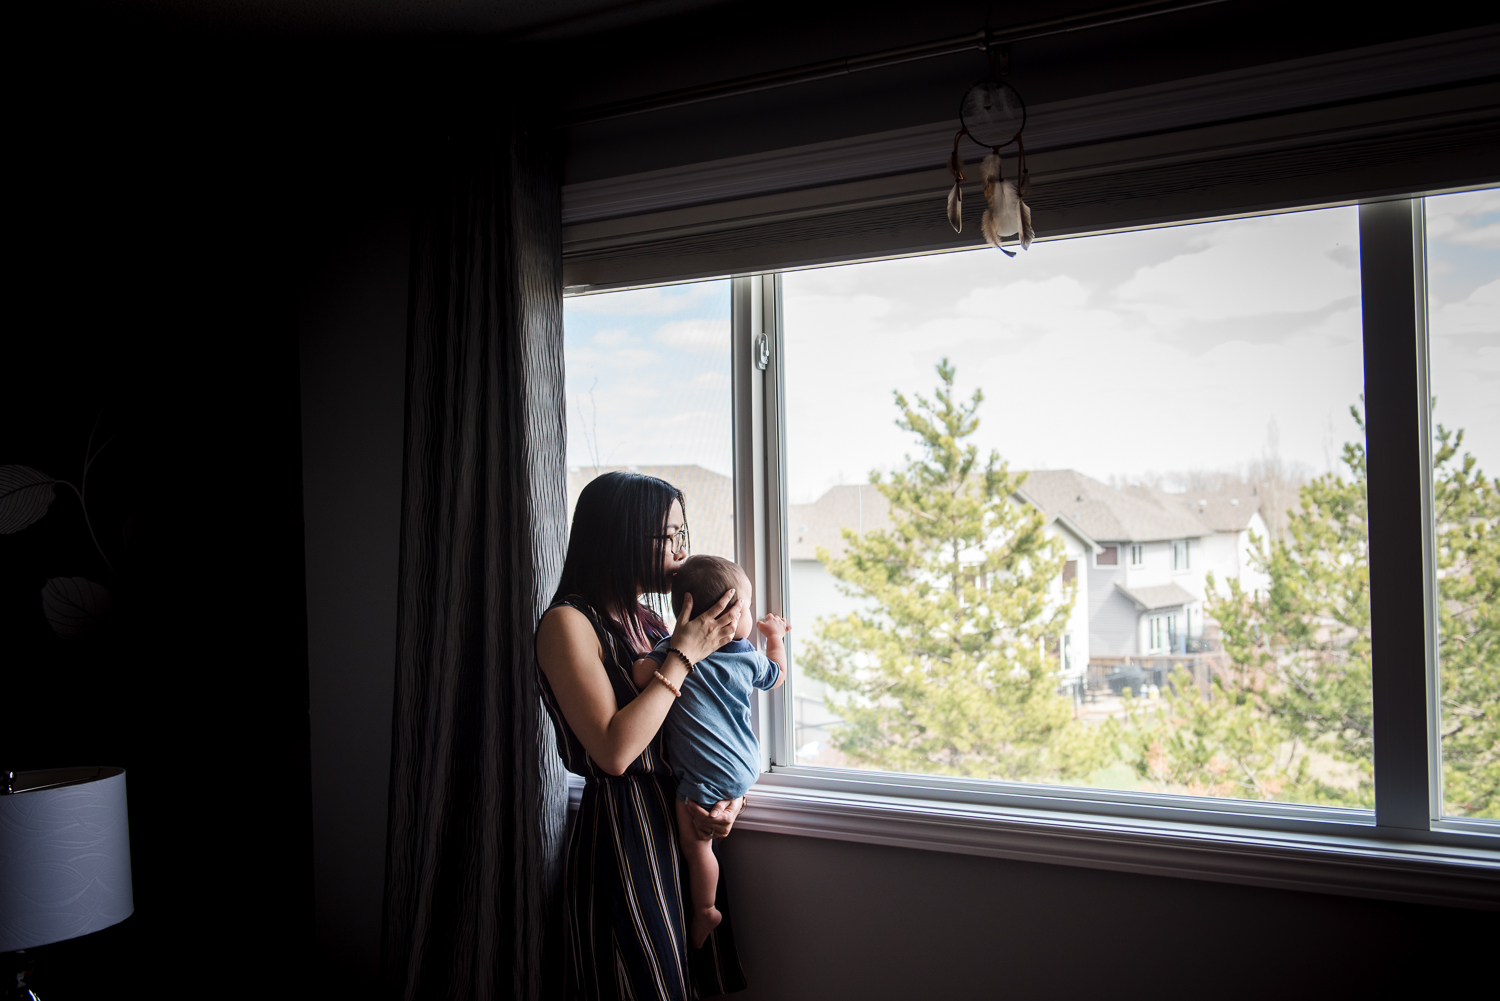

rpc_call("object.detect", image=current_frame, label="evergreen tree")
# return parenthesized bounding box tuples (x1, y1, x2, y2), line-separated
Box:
(1130, 405, 1500, 814)
(1433, 423, 1500, 818)
(804, 360, 1107, 781)
(1128, 406, 1375, 805)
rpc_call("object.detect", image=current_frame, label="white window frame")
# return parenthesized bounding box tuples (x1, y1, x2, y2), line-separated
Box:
(1172, 538, 1191, 571)
(723, 201, 1500, 912)
(1095, 545, 1120, 568)
(1129, 543, 1145, 567)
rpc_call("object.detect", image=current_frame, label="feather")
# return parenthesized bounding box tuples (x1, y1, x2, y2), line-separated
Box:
(945, 139, 968, 234)
(1016, 157, 1033, 250)
(981, 203, 1001, 249)
(995, 179, 1021, 238)
(980, 154, 1005, 251)
(980, 153, 1002, 193)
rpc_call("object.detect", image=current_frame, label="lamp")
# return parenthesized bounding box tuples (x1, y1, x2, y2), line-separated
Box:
(1, 767, 134, 999)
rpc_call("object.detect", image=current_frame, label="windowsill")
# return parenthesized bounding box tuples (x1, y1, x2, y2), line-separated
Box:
(729, 769, 1500, 911)
(562, 770, 1499, 908)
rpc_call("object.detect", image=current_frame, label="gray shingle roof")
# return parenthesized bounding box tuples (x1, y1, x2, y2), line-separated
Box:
(1019, 469, 1211, 543)
(787, 484, 891, 560)
(1117, 582, 1199, 610)
(1148, 485, 1263, 532)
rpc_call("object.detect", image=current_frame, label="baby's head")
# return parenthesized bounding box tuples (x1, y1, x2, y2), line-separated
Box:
(670, 555, 753, 641)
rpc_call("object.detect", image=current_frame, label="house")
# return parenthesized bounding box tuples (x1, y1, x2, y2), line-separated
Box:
(1021, 470, 1273, 660)
(569, 464, 735, 559)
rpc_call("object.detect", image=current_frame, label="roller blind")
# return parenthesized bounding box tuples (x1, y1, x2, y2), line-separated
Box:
(561, 25, 1500, 290)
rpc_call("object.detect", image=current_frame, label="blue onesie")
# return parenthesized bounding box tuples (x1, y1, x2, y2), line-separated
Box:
(647, 637, 781, 808)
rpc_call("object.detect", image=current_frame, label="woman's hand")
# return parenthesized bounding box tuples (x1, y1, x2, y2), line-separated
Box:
(684, 796, 746, 840)
(668, 589, 741, 664)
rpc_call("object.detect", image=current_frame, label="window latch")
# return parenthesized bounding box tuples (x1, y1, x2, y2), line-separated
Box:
(755, 332, 770, 371)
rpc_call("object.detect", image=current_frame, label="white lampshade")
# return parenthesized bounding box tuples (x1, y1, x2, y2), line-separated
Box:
(0, 766, 134, 951)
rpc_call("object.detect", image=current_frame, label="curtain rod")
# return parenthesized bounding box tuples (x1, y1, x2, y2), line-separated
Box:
(559, 0, 1231, 128)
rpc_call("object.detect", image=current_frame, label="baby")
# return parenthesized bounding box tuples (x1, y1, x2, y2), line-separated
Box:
(633, 555, 788, 950)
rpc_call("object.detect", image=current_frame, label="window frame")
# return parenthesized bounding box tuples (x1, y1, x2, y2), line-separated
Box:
(722, 199, 1500, 909)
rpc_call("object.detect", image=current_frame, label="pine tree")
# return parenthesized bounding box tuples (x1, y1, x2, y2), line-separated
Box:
(1433, 423, 1500, 818)
(1127, 406, 1374, 805)
(804, 360, 1107, 781)
(1131, 404, 1500, 814)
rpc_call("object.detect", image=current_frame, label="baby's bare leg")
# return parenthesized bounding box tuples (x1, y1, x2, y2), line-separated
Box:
(674, 797, 722, 949)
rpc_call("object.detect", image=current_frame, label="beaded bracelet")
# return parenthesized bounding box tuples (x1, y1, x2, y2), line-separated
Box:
(653, 670, 682, 698)
(665, 647, 696, 674)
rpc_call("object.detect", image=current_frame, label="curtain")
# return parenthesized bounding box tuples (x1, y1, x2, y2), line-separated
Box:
(381, 109, 569, 1001)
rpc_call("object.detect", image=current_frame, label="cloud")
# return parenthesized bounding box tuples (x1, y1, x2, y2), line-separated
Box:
(653, 318, 730, 349)
(1427, 189, 1500, 249)
(1112, 209, 1360, 327)
(1431, 278, 1500, 339)
(592, 329, 632, 347)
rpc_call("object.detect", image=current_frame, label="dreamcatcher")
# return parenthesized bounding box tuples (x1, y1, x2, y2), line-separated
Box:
(946, 62, 1032, 257)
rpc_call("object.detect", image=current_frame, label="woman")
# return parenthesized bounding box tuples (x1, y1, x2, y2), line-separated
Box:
(536, 471, 748, 1000)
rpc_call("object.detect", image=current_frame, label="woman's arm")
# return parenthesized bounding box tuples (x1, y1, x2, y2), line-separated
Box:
(537, 591, 739, 776)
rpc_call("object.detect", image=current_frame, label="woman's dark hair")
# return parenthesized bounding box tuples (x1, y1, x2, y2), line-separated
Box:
(553, 471, 687, 653)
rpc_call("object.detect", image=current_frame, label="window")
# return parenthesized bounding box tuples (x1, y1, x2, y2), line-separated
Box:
(1424, 188, 1499, 822)
(564, 193, 1497, 903)
(779, 205, 1372, 807)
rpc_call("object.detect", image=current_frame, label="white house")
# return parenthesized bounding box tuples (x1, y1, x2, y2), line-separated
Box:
(1020, 470, 1272, 660)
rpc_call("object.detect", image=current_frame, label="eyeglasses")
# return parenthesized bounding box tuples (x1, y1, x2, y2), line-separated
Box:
(656, 528, 690, 554)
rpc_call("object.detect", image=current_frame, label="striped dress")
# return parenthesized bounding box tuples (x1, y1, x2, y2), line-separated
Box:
(538, 598, 747, 1000)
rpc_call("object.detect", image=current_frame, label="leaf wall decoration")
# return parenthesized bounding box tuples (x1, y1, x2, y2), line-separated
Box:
(0, 465, 57, 534)
(41, 577, 112, 639)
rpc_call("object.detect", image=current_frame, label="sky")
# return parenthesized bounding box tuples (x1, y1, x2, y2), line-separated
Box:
(1425, 188, 1500, 479)
(563, 280, 733, 477)
(562, 192, 1499, 507)
(782, 206, 1368, 503)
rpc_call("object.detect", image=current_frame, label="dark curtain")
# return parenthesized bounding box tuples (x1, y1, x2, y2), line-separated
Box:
(380, 110, 569, 1001)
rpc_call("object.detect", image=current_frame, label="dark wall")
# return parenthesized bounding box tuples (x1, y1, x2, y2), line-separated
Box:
(4, 20, 425, 997)
(721, 831, 1498, 999)
(4, 45, 315, 998)
(298, 210, 410, 994)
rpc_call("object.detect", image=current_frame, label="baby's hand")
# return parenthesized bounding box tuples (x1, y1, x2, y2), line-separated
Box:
(756, 614, 790, 640)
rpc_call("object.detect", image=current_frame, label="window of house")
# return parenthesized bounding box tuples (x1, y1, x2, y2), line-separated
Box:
(1172, 539, 1191, 570)
(1424, 188, 1499, 823)
(777, 204, 1374, 808)
(1148, 616, 1165, 653)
